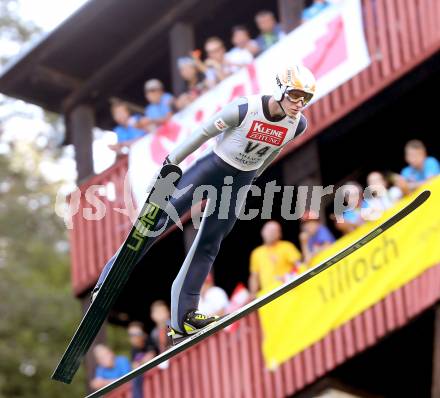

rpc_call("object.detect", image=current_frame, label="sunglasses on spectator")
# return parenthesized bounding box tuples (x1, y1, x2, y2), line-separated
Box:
(145, 88, 162, 93)
(285, 89, 313, 105)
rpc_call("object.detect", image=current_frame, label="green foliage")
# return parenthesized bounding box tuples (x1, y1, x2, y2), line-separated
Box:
(0, 151, 86, 398)
(0, 3, 87, 396)
(0, 0, 40, 66)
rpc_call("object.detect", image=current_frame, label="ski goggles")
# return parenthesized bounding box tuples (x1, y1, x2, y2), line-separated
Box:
(285, 89, 314, 105)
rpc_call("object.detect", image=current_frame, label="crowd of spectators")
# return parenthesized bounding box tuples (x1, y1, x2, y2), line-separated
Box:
(91, 2, 440, 393)
(107, 4, 336, 155)
(248, 139, 439, 298)
(91, 138, 439, 394)
(90, 276, 231, 394)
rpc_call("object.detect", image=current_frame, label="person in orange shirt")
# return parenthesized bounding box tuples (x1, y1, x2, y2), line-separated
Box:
(248, 220, 301, 298)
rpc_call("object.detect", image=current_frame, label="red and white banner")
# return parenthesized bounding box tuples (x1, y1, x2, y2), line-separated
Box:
(129, 0, 370, 206)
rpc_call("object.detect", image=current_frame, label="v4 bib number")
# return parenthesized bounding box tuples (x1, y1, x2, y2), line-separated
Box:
(244, 142, 270, 157)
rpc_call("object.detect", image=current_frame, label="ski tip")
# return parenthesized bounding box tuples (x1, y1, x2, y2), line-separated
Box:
(399, 190, 431, 218)
(419, 189, 431, 201)
(414, 190, 431, 206)
(51, 372, 73, 384)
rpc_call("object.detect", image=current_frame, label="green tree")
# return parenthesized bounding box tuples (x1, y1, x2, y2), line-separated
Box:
(0, 150, 86, 398)
(0, 0, 39, 65)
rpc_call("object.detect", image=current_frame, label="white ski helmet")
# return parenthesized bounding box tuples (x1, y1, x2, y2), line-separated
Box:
(273, 65, 316, 104)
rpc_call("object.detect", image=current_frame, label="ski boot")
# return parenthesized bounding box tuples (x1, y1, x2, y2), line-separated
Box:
(168, 310, 221, 345)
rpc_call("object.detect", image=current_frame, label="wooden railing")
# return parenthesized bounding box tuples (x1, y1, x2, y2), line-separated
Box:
(69, 156, 132, 294)
(101, 263, 440, 398)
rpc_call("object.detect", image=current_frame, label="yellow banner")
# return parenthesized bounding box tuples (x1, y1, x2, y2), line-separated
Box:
(259, 177, 440, 369)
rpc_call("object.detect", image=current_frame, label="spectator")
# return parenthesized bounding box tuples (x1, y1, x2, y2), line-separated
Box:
(393, 140, 440, 195)
(226, 25, 259, 72)
(254, 10, 285, 53)
(299, 210, 335, 263)
(150, 300, 171, 353)
(248, 220, 301, 297)
(226, 282, 250, 315)
(109, 101, 146, 155)
(127, 322, 156, 398)
(198, 272, 229, 316)
(90, 344, 131, 391)
(139, 79, 174, 131)
(175, 56, 206, 110)
(333, 181, 364, 235)
(203, 37, 235, 88)
(128, 322, 156, 367)
(302, 0, 331, 23)
(362, 171, 402, 220)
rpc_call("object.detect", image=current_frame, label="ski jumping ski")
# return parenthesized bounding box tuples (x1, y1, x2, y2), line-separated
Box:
(85, 189, 430, 398)
(52, 164, 183, 384)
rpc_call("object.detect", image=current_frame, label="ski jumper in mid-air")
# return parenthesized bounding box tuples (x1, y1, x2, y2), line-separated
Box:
(94, 65, 317, 343)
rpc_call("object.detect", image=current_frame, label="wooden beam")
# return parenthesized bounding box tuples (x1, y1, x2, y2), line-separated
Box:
(0, 0, 109, 92)
(87, 40, 169, 111)
(69, 105, 95, 182)
(33, 65, 82, 91)
(80, 0, 232, 110)
(169, 22, 195, 95)
(277, 0, 305, 32)
(62, 0, 203, 112)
